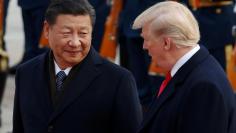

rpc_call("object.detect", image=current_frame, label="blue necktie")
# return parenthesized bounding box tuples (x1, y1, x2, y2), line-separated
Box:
(56, 71, 67, 91)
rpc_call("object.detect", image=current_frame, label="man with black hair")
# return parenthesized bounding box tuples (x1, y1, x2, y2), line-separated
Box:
(13, 0, 142, 133)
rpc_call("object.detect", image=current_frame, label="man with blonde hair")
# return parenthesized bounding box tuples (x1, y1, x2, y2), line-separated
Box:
(133, 1, 236, 133)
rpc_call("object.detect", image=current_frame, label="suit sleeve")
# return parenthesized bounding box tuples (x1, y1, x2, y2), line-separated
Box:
(177, 82, 228, 133)
(111, 71, 143, 133)
(13, 69, 24, 133)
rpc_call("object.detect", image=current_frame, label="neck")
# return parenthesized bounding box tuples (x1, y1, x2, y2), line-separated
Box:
(167, 45, 194, 70)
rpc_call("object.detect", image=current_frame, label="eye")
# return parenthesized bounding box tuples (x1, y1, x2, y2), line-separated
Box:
(79, 32, 88, 37)
(80, 32, 87, 35)
(62, 32, 71, 37)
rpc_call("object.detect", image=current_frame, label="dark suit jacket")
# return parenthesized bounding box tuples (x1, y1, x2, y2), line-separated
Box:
(13, 48, 142, 133)
(138, 46, 236, 133)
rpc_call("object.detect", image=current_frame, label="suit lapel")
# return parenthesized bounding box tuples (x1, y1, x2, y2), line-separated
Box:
(139, 46, 210, 132)
(140, 79, 176, 130)
(49, 48, 102, 122)
(31, 52, 54, 117)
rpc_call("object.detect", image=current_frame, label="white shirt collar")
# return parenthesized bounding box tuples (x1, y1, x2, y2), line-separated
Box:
(54, 60, 72, 76)
(171, 45, 200, 77)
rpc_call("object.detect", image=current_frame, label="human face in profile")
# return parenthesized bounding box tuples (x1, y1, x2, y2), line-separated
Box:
(141, 23, 166, 68)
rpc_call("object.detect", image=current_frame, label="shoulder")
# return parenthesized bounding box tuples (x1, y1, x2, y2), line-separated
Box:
(17, 52, 48, 73)
(182, 58, 234, 103)
(100, 59, 132, 77)
(89, 48, 133, 78)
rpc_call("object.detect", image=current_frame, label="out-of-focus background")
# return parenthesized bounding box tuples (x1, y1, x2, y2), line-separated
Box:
(0, 0, 24, 132)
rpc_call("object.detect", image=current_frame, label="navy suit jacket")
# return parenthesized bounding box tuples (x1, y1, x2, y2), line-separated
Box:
(138, 46, 236, 133)
(13, 48, 142, 133)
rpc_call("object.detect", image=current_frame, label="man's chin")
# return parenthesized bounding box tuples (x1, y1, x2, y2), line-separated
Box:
(66, 58, 83, 65)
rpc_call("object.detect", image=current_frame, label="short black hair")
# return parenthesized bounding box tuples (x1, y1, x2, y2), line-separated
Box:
(45, 0, 96, 26)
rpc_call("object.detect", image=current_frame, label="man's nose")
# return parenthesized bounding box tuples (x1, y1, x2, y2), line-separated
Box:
(69, 35, 81, 47)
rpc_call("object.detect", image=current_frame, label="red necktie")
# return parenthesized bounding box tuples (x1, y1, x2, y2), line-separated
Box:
(157, 72, 171, 97)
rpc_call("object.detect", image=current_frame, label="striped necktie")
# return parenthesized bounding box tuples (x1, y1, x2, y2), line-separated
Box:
(56, 71, 67, 91)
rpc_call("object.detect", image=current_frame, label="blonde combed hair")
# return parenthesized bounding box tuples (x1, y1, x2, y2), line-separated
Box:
(133, 1, 200, 47)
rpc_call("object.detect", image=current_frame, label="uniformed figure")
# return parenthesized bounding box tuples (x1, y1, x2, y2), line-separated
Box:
(118, 0, 163, 108)
(0, 0, 10, 127)
(2, 0, 10, 50)
(182, 0, 236, 70)
(88, 0, 111, 51)
(9, 0, 50, 74)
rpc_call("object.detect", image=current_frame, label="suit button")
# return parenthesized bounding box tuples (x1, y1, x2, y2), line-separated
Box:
(48, 125, 54, 133)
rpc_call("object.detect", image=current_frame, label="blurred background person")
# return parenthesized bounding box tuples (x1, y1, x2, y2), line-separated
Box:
(88, 0, 111, 51)
(181, 0, 236, 70)
(118, 0, 163, 110)
(3, 0, 10, 49)
(0, 0, 10, 127)
(9, 0, 50, 74)
(100, 0, 165, 111)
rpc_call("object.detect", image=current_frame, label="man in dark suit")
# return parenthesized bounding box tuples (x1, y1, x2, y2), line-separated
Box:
(13, 0, 142, 133)
(9, 0, 50, 74)
(132, 1, 236, 133)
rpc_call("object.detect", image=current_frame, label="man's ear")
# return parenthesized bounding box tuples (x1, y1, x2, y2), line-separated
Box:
(43, 21, 49, 39)
(163, 37, 171, 50)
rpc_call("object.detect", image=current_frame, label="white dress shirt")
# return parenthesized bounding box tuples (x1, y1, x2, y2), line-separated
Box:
(171, 45, 200, 77)
(54, 60, 72, 76)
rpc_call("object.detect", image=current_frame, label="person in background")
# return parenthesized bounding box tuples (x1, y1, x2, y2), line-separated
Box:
(3, 0, 10, 49)
(181, 0, 236, 70)
(9, 0, 50, 74)
(0, 0, 10, 127)
(13, 0, 142, 132)
(88, 0, 111, 51)
(132, 1, 236, 133)
(117, 0, 164, 110)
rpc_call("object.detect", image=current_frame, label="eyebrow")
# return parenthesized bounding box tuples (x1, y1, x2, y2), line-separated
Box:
(79, 26, 90, 31)
(61, 25, 90, 30)
(60, 26, 71, 30)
